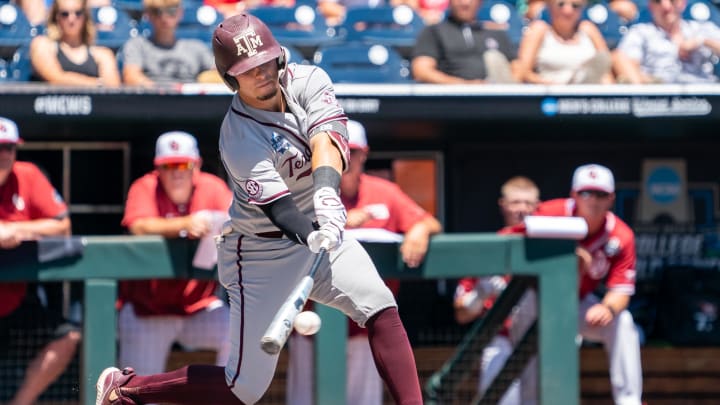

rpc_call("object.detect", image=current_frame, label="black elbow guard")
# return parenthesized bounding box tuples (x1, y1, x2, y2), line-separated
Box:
(259, 196, 316, 245)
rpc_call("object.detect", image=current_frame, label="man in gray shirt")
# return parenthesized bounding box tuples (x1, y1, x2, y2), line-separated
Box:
(121, 0, 219, 86)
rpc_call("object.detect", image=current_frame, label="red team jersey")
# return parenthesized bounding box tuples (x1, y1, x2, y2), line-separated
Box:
(0, 162, 68, 317)
(341, 174, 431, 234)
(120, 171, 232, 316)
(455, 198, 636, 329)
(342, 173, 434, 335)
(535, 198, 636, 299)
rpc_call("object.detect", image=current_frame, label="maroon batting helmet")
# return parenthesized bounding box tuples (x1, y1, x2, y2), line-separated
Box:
(213, 13, 284, 91)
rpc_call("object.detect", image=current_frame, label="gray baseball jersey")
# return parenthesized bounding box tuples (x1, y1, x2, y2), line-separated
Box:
(216, 63, 395, 404)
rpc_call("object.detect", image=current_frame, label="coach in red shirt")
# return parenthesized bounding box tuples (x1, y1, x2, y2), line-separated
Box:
(0, 116, 79, 405)
(118, 131, 233, 376)
(537, 164, 643, 404)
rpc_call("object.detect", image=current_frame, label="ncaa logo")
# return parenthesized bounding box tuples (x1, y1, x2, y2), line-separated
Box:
(234, 28, 263, 56)
(245, 179, 262, 197)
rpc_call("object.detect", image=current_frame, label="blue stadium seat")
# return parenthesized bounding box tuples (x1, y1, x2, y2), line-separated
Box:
(5, 45, 31, 81)
(313, 42, 411, 83)
(584, 2, 626, 49)
(337, 5, 425, 51)
(175, 4, 220, 41)
(0, 3, 35, 56)
(92, 6, 139, 50)
(477, 0, 526, 47)
(0, 57, 8, 81)
(683, 0, 720, 26)
(282, 44, 309, 65)
(113, 0, 144, 15)
(250, 5, 337, 49)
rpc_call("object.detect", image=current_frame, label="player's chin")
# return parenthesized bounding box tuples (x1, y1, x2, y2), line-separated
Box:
(256, 86, 278, 101)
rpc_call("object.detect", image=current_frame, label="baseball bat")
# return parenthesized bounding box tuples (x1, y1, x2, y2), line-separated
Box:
(260, 249, 327, 355)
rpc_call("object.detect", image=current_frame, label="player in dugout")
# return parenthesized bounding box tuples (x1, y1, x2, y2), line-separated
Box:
(466, 165, 643, 405)
(0, 116, 80, 405)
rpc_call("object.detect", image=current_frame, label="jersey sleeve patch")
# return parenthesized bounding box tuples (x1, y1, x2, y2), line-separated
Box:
(244, 179, 263, 198)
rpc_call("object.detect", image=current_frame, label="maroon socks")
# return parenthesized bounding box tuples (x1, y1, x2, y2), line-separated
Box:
(124, 365, 244, 404)
(121, 308, 421, 405)
(367, 307, 424, 405)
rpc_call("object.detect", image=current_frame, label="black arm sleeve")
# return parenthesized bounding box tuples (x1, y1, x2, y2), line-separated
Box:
(259, 195, 316, 245)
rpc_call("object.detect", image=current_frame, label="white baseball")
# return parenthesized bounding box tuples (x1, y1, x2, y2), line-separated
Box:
(294, 311, 322, 336)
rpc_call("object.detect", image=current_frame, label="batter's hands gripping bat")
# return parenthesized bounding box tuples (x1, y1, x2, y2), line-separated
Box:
(260, 248, 327, 354)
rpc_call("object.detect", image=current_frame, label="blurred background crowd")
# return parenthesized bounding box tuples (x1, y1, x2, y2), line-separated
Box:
(2, 0, 720, 86)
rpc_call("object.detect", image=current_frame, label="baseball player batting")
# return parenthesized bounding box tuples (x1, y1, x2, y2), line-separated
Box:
(96, 13, 424, 405)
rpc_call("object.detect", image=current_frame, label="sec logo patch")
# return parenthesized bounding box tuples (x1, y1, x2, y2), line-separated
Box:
(245, 179, 262, 197)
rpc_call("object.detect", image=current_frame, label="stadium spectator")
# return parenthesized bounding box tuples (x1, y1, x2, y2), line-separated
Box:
(0, 116, 80, 405)
(391, 0, 449, 25)
(204, 0, 295, 19)
(416, 0, 449, 25)
(286, 120, 442, 405)
(514, 0, 613, 84)
(120, 0, 220, 87)
(29, 0, 121, 87)
(411, 0, 517, 84)
(612, 0, 720, 84)
(608, 0, 637, 23)
(14, 0, 47, 26)
(454, 176, 540, 404)
(317, 0, 386, 26)
(524, 0, 546, 20)
(117, 131, 232, 376)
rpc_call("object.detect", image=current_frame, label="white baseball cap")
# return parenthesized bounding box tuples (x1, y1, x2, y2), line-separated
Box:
(154, 131, 200, 165)
(572, 164, 615, 193)
(346, 120, 368, 151)
(0, 117, 23, 144)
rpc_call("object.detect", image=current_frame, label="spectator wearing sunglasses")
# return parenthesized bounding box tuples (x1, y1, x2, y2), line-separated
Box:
(29, 0, 121, 87)
(0, 116, 80, 405)
(514, 0, 613, 84)
(613, 0, 720, 84)
(121, 0, 221, 87)
(118, 131, 232, 379)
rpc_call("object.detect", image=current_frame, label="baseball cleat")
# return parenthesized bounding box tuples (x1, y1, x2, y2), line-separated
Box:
(95, 367, 137, 405)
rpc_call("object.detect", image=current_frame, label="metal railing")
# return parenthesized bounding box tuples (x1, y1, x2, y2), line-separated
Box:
(0, 234, 578, 405)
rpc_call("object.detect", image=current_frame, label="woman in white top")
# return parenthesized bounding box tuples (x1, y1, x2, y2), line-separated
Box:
(514, 0, 613, 84)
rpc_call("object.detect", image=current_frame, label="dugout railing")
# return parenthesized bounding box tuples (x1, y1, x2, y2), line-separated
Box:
(0, 234, 577, 405)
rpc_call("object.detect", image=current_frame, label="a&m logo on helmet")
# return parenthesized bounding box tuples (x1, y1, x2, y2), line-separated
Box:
(234, 28, 263, 57)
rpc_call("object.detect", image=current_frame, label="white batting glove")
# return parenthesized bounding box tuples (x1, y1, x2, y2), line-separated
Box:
(313, 186, 346, 231)
(307, 226, 341, 253)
